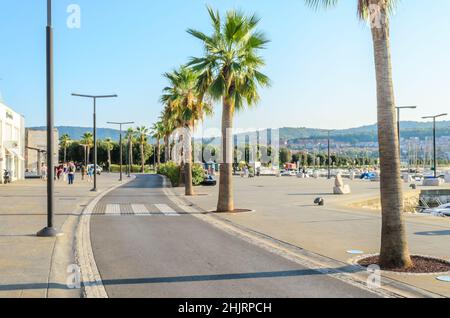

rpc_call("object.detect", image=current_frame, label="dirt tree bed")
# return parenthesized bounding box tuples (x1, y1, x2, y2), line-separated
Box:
(358, 255, 450, 274)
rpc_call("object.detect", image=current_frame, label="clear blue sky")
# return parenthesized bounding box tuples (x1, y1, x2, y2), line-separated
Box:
(0, 0, 449, 131)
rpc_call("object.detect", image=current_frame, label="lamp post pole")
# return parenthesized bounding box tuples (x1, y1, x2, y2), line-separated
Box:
(37, 0, 60, 237)
(107, 122, 134, 181)
(422, 113, 448, 178)
(72, 94, 118, 191)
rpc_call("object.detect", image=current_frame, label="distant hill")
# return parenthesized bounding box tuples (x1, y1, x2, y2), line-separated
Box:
(29, 126, 122, 141)
(29, 121, 450, 144)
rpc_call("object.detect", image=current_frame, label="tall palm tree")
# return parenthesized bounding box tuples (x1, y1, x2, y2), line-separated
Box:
(81, 132, 94, 165)
(103, 138, 114, 172)
(59, 134, 72, 164)
(188, 7, 270, 210)
(161, 105, 177, 163)
(135, 126, 149, 173)
(125, 128, 135, 172)
(161, 66, 213, 196)
(151, 121, 164, 168)
(304, 0, 412, 269)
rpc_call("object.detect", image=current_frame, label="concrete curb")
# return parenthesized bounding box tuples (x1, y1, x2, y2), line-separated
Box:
(160, 176, 443, 299)
(75, 176, 136, 298)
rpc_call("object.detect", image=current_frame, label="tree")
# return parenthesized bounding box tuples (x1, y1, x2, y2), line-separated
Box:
(59, 134, 72, 164)
(161, 66, 213, 196)
(188, 7, 270, 211)
(151, 121, 165, 168)
(279, 148, 291, 165)
(125, 128, 135, 172)
(135, 126, 149, 173)
(102, 138, 114, 172)
(304, 0, 412, 269)
(81, 132, 94, 166)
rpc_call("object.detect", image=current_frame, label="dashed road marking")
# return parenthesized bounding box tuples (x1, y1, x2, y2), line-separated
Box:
(155, 204, 180, 216)
(132, 204, 151, 216)
(105, 204, 121, 215)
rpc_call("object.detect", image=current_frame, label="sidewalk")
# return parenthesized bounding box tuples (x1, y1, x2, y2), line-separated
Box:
(173, 176, 450, 297)
(0, 173, 124, 298)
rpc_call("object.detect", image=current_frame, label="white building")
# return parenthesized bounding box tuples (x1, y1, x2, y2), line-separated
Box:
(0, 101, 25, 183)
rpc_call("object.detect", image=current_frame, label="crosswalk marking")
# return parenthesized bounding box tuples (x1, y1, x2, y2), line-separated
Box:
(105, 204, 121, 215)
(131, 204, 150, 215)
(155, 204, 180, 216)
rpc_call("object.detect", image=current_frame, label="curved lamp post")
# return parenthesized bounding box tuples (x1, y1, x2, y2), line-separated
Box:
(71, 94, 118, 191)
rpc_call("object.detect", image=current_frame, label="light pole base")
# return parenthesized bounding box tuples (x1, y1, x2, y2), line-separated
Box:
(37, 227, 63, 238)
(91, 188, 98, 192)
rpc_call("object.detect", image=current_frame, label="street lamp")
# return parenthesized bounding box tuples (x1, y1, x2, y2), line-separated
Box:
(71, 93, 118, 191)
(37, 0, 61, 237)
(422, 113, 448, 178)
(107, 122, 134, 181)
(396, 106, 417, 162)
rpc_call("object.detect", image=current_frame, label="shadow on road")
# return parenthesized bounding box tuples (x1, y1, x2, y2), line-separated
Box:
(0, 266, 362, 292)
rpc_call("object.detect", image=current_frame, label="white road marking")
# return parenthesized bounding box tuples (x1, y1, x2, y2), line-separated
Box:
(155, 204, 180, 216)
(132, 204, 151, 216)
(105, 204, 121, 215)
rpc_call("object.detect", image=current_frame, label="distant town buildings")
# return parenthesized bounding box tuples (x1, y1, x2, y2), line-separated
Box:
(25, 128, 59, 177)
(0, 101, 25, 183)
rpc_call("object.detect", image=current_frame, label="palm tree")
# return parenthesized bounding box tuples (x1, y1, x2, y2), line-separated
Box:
(304, 0, 412, 269)
(151, 121, 164, 168)
(59, 134, 72, 164)
(81, 132, 94, 166)
(135, 126, 149, 173)
(161, 105, 177, 163)
(161, 66, 213, 196)
(103, 138, 114, 172)
(125, 128, 135, 173)
(188, 7, 270, 210)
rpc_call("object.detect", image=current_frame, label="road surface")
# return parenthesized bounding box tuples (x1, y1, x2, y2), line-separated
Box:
(90, 174, 379, 298)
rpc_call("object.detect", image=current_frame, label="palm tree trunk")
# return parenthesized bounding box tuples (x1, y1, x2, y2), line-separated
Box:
(157, 139, 161, 166)
(141, 143, 145, 173)
(164, 134, 170, 162)
(185, 125, 195, 196)
(370, 8, 412, 269)
(64, 147, 67, 164)
(129, 140, 133, 172)
(107, 149, 111, 173)
(87, 148, 90, 165)
(217, 97, 234, 212)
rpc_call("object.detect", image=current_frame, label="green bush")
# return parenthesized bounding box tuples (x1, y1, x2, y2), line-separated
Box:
(157, 162, 181, 186)
(110, 164, 154, 173)
(192, 164, 206, 186)
(157, 162, 205, 187)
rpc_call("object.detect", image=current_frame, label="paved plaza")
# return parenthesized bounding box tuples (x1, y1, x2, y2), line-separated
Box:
(172, 176, 450, 297)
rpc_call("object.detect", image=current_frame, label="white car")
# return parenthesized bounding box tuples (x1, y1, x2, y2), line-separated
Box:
(423, 203, 450, 217)
(280, 170, 297, 176)
(87, 164, 103, 175)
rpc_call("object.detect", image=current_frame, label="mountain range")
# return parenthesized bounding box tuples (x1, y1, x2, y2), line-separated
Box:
(28, 121, 450, 144)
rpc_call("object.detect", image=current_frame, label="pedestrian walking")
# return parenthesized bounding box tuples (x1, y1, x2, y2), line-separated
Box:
(87, 165, 94, 183)
(68, 162, 76, 185)
(41, 163, 47, 181)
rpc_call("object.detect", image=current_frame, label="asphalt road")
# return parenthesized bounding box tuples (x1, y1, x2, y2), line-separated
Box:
(90, 174, 379, 298)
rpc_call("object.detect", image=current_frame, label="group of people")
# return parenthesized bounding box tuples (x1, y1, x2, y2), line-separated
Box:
(40, 162, 95, 185)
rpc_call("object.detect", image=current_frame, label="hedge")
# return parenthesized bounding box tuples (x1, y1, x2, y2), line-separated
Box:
(157, 162, 205, 187)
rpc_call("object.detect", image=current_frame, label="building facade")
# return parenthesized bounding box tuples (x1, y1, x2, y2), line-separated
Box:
(0, 101, 25, 183)
(25, 128, 59, 176)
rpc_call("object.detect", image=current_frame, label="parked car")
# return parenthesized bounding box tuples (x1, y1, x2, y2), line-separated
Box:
(280, 170, 297, 177)
(87, 164, 103, 175)
(202, 175, 217, 186)
(423, 203, 450, 217)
